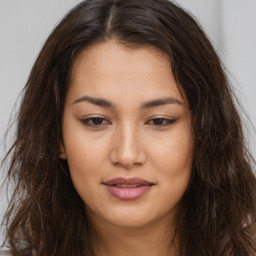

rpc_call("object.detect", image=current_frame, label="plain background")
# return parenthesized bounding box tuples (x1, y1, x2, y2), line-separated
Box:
(0, 0, 256, 245)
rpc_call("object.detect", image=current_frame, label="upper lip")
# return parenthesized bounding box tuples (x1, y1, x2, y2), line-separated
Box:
(103, 177, 154, 186)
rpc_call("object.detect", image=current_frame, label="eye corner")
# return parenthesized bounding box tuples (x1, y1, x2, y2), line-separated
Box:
(145, 117, 177, 127)
(80, 116, 112, 128)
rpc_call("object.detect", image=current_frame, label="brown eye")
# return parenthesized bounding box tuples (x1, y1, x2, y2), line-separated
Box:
(146, 118, 177, 127)
(152, 118, 165, 125)
(91, 117, 104, 125)
(81, 117, 111, 127)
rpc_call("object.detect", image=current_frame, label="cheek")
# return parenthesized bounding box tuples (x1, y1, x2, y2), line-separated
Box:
(65, 142, 104, 205)
(62, 116, 106, 170)
(62, 123, 108, 200)
(64, 136, 105, 179)
(151, 125, 194, 192)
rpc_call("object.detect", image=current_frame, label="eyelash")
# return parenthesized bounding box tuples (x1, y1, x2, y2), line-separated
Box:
(145, 118, 177, 126)
(80, 117, 177, 128)
(80, 117, 111, 127)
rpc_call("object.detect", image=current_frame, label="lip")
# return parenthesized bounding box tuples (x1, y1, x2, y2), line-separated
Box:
(104, 177, 153, 186)
(103, 177, 154, 200)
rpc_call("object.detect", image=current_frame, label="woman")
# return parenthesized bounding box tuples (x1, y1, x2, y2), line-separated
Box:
(1, 0, 256, 255)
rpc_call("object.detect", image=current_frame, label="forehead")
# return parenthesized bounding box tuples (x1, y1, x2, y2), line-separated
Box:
(68, 40, 185, 104)
(72, 40, 171, 75)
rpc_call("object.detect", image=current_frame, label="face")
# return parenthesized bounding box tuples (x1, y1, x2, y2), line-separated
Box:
(60, 40, 194, 229)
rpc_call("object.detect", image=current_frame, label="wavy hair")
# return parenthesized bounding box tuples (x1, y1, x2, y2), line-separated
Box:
(2, 0, 256, 255)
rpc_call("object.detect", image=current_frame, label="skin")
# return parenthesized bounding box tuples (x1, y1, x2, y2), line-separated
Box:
(60, 40, 194, 256)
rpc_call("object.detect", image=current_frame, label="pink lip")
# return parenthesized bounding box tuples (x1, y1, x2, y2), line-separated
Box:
(103, 177, 154, 200)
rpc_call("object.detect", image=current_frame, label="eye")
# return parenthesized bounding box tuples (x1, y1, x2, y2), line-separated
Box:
(146, 118, 177, 127)
(80, 117, 111, 127)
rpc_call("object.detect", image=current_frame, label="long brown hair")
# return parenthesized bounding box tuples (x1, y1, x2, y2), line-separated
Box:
(2, 0, 256, 255)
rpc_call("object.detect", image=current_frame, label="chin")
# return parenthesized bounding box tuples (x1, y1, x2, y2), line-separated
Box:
(102, 207, 159, 229)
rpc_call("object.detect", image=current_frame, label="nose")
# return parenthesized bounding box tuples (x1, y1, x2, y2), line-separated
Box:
(109, 123, 146, 169)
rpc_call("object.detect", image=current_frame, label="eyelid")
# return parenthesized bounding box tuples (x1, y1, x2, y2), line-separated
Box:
(79, 115, 177, 128)
(145, 117, 177, 127)
(80, 115, 112, 128)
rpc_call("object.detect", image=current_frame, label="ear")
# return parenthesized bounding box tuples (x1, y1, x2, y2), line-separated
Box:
(59, 142, 67, 159)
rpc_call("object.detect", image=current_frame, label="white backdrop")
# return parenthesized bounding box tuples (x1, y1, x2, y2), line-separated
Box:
(1, 0, 256, 245)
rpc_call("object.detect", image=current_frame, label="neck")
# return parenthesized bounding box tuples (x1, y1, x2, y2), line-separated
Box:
(88, 213, 179, 256)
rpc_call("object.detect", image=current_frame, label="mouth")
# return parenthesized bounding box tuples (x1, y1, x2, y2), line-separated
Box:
(103, 177, 154, 200)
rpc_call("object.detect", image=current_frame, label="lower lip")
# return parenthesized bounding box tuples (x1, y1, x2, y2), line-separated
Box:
(105, 185, 152, 200)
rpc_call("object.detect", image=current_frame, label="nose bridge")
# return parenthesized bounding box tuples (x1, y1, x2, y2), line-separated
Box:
(110, 121, 145, 168)
(120, 122, 137, 155)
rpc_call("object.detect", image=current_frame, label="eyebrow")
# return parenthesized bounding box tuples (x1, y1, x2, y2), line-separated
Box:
(72, 95, 183, 108)
(72, 96, 115, 108)
(141, 97, 183, 109)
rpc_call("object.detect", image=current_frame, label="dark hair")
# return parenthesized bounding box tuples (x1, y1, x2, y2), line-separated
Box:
(2, 0, 256, 255)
